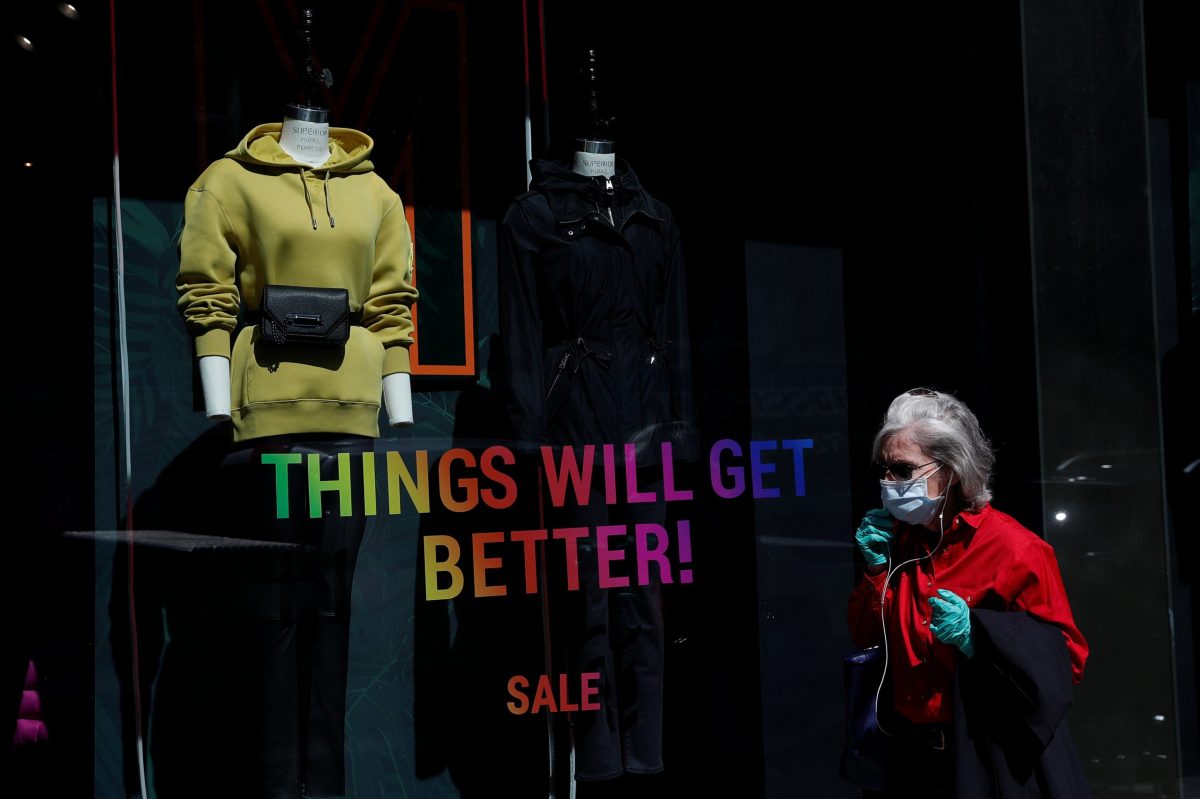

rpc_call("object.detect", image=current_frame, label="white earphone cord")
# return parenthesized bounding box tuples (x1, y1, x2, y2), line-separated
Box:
(873, 491, 951, 737)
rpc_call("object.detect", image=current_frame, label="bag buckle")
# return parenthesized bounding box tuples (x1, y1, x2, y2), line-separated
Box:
(286, 312, 322, 328)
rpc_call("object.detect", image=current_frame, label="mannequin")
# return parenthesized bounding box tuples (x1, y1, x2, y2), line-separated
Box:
(197, 106, 414, 427)
(175, 9, 417, 797)
(497, 48, 695, 792)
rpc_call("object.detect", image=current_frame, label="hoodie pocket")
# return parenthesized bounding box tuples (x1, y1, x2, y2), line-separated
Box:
(234, 325, 384, 409)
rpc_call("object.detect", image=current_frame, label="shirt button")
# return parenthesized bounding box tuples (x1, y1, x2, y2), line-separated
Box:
(927, 581, 932, 587)
(922, 619, 928, 625)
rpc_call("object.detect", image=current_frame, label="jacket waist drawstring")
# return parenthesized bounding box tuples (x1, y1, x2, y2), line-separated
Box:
(646, 337, 672, 366)
(543, 337, 614, 401)
(572, 337, 614, 371)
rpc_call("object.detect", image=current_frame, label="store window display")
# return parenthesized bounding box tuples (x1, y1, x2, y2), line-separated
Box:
(170, 13, 418, 797)
(497, 51, 695, 792)
(57, 0, 1200, 796)
(179, 110, 417, 435)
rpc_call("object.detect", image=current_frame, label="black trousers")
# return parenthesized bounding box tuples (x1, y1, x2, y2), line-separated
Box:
(218, 434, 370, 799)
(863, 727, 954, 798)
(546, 470, 667, 783)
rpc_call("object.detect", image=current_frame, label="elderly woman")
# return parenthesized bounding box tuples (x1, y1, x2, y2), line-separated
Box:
(848, 388, 1090, 798)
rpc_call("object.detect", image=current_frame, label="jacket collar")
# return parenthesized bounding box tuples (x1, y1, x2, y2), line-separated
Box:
(529, 157, 664, 227)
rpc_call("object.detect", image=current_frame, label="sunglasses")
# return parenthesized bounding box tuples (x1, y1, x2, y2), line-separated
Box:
(875, 459, 939, 481)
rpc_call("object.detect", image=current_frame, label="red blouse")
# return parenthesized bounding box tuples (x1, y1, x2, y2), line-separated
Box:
(848, 503, 1088, 725)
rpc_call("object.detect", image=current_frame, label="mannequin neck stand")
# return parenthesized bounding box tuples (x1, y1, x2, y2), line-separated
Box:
(280, 103, 330, 168)
(571, 137, 616, 178)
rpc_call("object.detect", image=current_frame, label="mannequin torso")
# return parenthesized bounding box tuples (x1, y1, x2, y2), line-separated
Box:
(194, 102, 414, 428)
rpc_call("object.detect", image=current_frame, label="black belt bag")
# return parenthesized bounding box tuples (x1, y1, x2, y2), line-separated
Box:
(256, 284, 353, 347)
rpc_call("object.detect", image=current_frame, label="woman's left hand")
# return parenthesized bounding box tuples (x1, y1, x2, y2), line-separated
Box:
(929, 589, 976, 658)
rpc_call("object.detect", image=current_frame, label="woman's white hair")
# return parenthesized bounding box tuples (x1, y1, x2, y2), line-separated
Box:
(871, 388, 994, 510)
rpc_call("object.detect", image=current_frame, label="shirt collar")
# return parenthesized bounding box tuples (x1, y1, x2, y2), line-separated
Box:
(954, 503, 991, 530)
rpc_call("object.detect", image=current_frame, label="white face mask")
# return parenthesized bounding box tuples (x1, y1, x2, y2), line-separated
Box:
(880, 464, 946, 525)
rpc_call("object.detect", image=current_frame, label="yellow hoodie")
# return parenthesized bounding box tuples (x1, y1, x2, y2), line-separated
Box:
(176, 123, 418, 441)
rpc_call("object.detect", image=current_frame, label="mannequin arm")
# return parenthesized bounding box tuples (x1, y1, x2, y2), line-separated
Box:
(198, 355, 232, 421)
(383, 372, 414, 427)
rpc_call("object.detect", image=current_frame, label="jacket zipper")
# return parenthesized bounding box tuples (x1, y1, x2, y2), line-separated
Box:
(604, 177, 616, 225)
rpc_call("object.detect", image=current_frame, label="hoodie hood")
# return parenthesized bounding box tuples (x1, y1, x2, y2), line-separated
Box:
(224, 123, 377, 230)
(227, 123, 376, 173)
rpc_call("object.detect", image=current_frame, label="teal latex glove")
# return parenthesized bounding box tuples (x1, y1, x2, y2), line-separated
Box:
(929, 589, 976, 658)
(855, 508, 894, 568)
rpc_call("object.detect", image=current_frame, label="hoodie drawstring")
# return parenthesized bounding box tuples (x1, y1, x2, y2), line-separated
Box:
(298, 169, 336, 230)
(300, 170, 318, 230)
(324, 170, 336, 228)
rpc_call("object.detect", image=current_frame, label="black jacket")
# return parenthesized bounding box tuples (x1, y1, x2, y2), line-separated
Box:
(498, 158, 695, 464)
(953, 609, 1094, 798)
